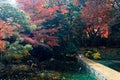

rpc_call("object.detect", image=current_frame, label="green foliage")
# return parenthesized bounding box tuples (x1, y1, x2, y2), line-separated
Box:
(64, 3, 86, 46)
(100, 48, 120, 60)
(64, 3, 81, 26)
(107, 1, 120, 47)
(28, 24, 37, 32)
(0, 3, 34, 63)
(0, 3, 30, 31)
(65, 42, 79, 55)
(24, 44, 33, 51)
(1, 40, 33, 63)
(42, 3, 85, 55)
(84, 48, 101, 59)
(67, 3, 80, 12)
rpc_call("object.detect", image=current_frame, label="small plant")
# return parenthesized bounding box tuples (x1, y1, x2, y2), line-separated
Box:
(1, 40, 33, 64)
(84, 48, 101, 59)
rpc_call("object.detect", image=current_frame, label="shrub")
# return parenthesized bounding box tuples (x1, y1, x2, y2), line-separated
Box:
(84, 48, 101, 59)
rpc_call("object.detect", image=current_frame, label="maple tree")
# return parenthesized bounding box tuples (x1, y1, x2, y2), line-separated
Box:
(0, 20, 17, 52)
(32, 26, 62, 46)
(16, 0, 68, 47)
(81, 0, 113, 38)
(20, 26, 61, 47)
(16, 0, 67, 26)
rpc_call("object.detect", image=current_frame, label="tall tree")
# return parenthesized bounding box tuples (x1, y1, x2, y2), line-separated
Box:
(16, 0, 68, 47)
(81, 0, 112, 39)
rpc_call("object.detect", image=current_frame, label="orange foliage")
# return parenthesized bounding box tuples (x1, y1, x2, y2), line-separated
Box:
(0, 20, 17, 39)
(16, 0, 66, 47)
(31, 6, 67, 25)
(99, 24, 109, 38)
(17, 0, 68, 26)
(20, 34, 39, 47)
(81, 0, 112, 38)
(0, 20, 17, 52)
(46, 41, 59, 46)
(32, 26, 61, 46)
(0, 40, 5, 52)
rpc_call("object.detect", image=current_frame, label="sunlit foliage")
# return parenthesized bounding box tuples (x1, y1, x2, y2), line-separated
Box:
(84, 48, 101, 59)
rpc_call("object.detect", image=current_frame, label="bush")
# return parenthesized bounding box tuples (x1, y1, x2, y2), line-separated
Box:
(84, 48, 101, 59)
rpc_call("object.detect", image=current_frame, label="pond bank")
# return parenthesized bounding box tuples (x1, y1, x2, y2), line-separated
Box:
(77, 55, 120, 80)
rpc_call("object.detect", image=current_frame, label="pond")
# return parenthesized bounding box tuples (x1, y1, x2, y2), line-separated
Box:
(60, 70, 97, 80)
(0, 59, 97, 80)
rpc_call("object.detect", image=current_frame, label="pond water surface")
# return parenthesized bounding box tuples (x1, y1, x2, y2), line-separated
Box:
(0, 60, 97, 80)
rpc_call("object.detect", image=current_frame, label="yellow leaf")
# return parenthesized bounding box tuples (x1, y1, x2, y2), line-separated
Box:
(92, 52, 101, 59)
(13, 53, 23, 59)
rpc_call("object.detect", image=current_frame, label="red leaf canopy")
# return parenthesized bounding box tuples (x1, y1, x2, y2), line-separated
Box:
(81, 0, 112, 38)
